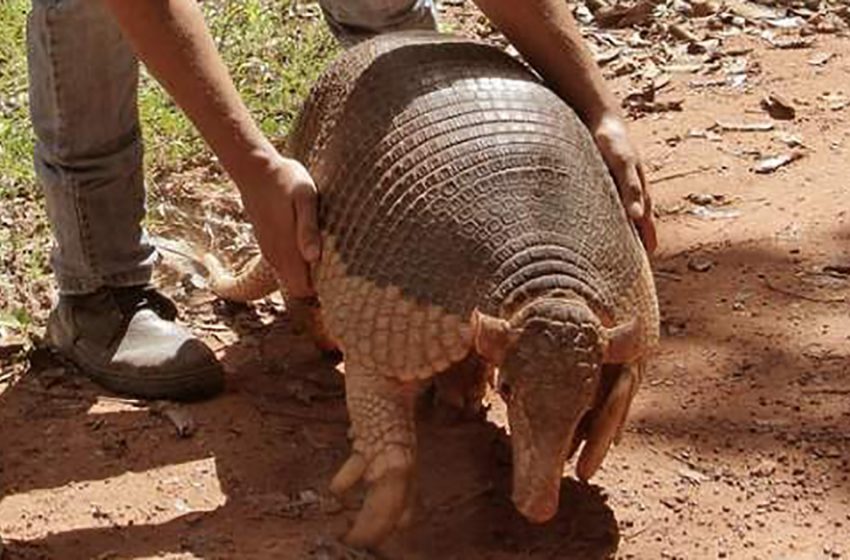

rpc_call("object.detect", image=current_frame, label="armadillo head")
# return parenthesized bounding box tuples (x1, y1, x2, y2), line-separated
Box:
(472, 296, 641, 524)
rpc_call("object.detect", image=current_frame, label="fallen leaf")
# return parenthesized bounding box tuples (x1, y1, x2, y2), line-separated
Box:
(689, 77, 729, 89)
(669, 23, 699, 42)
(821, 262, 850, 275)
(689, 0, 719, 16)
(767, 36, 814, 49)
(761, 93, 796, 120)
(596, 0, 661, 28)
(678, 465, 710, 484)
(808, 52, 834, 65)
(774, 132, 805, 148)
(665, 63, 704, 73)
(766, 16, 805, 29)
(689, 206, 742, 220)
(595, 47, 622, 65)
(725, 0, 780, 20)
(626, 99, 685, 114)
(713, 120, 775, 132)
(753, 150, 805, 173)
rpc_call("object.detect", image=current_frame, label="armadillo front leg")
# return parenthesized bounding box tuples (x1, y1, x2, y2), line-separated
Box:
(434, 352, 491, 415)
(330, 360, 420, 547)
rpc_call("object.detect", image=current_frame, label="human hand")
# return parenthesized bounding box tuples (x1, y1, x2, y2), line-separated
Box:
(238, 154, 321, 297)
(591, 114, 657, 254)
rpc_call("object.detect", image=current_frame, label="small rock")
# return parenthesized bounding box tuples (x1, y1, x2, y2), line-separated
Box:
(150, 401, 196, 438)
(750, 459, 777, 477)
(808, 52, 834, 66)
(761, 93, 796, 120)
(688, 257, 715, 272)
(174, 498, 190, 513)
(686, 193, 717, 206)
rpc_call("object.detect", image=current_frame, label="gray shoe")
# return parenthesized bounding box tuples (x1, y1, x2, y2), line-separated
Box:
(46, 286, 224, 400)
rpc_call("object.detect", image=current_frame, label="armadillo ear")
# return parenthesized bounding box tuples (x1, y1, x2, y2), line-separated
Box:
(471, 309, 520, 365)
(601, 318, 641, 364)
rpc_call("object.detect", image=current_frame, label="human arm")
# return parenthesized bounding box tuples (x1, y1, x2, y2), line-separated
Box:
(102, 0, 321, 295)
(471, 0, 657, 252)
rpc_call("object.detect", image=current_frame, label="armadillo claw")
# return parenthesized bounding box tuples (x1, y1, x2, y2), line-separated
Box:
(576, 368, 635, 481)
(330, 453, 368, 495)
(330, 445, 416, 548)
(344, 467, 411, 548)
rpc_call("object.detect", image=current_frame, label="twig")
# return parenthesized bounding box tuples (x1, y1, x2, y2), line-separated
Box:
(762, 278, 847, 303)
(622, 523, 654, 541)
(654, 270, 683, 282)
(96, 395, 147, 407)
(801, 388, 850, 395)
(649, 167, 707, 184)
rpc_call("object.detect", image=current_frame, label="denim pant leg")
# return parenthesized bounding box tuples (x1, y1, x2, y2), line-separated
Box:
(319, 0, 438, 45)
(27, 0, 156, 295)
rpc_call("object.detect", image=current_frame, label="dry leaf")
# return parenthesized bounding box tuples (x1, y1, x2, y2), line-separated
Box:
(753, 150, 804, 173)
(713, 120, 775, 132)
(760, 93, 796, 120)
(808, 52, 834, 66)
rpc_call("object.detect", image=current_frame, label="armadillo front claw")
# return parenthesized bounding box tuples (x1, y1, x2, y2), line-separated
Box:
(330, 444, 415, 548)
(576, 365, 639, 481)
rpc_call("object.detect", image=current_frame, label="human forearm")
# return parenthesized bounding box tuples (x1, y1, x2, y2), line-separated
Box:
(102, 0, 276, 189)
(472, 0, 619, 128)
(103, 0, 321, 295)
(474, 0, 657, 252)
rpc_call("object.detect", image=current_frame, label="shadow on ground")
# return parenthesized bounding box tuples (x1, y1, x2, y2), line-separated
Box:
(0, 314, 619, 560)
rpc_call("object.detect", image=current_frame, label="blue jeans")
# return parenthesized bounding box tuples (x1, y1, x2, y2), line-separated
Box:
(27, 0, 437, 295)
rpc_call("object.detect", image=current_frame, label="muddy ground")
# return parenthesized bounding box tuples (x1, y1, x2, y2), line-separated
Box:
(1, 2, 849, 559)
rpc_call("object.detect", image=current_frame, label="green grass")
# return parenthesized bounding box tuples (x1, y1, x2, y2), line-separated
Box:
(0, 0, 336, 190)
(140, 0, 337, 172)
(0, 0, 32, 195)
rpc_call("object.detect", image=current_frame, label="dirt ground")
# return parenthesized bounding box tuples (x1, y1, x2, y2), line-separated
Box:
(2, 4, 850, 560)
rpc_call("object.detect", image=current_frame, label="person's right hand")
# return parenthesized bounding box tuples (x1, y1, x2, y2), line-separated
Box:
(590, 114, 657, 255)
(238, 154, 321, 297)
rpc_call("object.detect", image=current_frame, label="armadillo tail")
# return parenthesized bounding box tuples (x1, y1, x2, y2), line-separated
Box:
(203, 252, 280, 302)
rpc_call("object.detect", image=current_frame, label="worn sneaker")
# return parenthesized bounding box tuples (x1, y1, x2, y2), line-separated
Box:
(46, 285, 224, 400)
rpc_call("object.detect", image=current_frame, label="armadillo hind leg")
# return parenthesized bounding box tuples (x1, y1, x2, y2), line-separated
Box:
(433, 352, 491, 417)
(329, 359, 421, 547)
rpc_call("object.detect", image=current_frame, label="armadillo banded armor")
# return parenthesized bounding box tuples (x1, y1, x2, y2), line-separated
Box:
(288, 32, 658, 380)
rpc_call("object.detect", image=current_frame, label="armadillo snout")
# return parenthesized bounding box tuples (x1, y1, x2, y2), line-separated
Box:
(513, 479, 561, 524)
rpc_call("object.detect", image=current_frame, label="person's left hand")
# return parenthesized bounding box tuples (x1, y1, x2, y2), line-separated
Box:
(590, 113, 657, 254)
